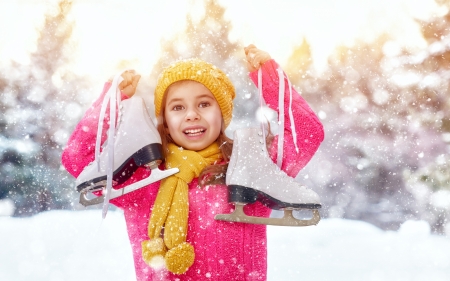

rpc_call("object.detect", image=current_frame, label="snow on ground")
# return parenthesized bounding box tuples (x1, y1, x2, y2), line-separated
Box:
(1, 210, 450, 281)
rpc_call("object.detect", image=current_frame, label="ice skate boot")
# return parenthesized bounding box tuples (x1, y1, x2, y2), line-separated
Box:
(215, 127, 321, 226)
(76, 95, 179, 207)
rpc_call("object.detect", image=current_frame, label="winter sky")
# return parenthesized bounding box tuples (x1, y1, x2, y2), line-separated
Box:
(0, 0, 443, 79)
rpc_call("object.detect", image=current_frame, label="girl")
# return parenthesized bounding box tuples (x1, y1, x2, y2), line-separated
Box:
(61, 44, 324, 280)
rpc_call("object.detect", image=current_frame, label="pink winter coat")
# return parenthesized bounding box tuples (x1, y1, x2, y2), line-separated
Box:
(61, 59, 324, 281)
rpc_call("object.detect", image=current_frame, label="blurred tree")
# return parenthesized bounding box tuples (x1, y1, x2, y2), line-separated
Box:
(0, 0, 90, 216)
(295, 4, 450, 232)
(301, 36, 420, 231)
(396, 0, 450, 232)
(284, 37, 313, 85)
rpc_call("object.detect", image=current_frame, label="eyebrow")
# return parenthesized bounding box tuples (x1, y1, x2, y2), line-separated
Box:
(195, 94, 215, 100)
(166, 94, 215, 104)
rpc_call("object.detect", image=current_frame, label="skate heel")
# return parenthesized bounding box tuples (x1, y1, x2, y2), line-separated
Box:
(228, 185, 258, 204)
(134, 143, 163, 167)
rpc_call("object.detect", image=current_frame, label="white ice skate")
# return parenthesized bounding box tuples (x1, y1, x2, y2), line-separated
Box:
(76, 72, 178, 216)
(215, 68, 321, 226)
(214, 127, 321, 226)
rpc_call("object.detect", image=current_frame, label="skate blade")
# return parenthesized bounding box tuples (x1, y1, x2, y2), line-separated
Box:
(79, 167, 179, 206)
(214, 204, 320, 226)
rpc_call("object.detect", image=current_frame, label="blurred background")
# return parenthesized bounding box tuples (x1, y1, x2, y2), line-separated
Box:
(0, 0, 449, 234)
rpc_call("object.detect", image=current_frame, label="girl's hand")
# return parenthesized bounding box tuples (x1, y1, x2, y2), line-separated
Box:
(119, 70, 141, 97)
(244, 44, 271, 72)
(108, 70, 141, 97)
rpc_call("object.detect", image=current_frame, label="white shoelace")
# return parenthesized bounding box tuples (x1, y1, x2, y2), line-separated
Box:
(257, 66, 299, 169)
(95, 72, 125, 218)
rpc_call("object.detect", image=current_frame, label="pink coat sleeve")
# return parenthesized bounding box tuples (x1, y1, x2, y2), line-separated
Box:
(249, 59, 324, 177)
(61, 82, 115, 178)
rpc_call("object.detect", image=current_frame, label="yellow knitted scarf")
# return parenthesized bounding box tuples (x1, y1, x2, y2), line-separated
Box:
(141, 142, 222, 274)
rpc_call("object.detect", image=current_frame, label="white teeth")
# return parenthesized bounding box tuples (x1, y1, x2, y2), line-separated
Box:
(184, 129, 204, 134)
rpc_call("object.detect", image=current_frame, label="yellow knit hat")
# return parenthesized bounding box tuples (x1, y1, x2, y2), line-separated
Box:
(154, 58, 235, 128)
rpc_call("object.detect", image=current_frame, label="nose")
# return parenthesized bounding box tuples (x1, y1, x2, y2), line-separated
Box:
(185, 107, 200, 121)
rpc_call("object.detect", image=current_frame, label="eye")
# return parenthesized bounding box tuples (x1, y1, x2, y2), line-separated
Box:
(172, 105, 184, 111)
(199, 102, 210, 108)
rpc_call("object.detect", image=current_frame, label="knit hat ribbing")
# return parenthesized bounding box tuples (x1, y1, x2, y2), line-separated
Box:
(154, 58, 235, 128)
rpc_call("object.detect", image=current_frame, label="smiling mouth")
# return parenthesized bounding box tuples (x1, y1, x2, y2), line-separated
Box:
(184, 128, 205, 136)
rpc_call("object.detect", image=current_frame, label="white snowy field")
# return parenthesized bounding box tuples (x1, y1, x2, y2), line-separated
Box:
(1, 210, 450, 281)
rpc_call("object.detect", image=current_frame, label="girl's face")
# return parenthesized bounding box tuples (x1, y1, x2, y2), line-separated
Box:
(164, 80, 223, 151)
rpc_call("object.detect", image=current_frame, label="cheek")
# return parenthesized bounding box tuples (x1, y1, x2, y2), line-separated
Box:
(209, 108, 223, 135)
(164, 113, 179, 135)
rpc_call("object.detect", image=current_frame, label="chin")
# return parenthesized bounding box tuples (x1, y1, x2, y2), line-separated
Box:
(174, 135, 217, 151)
(185, 144, 208, 151)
